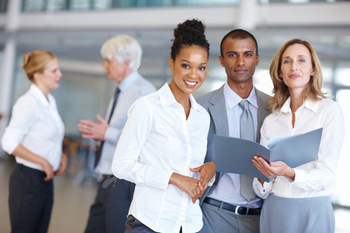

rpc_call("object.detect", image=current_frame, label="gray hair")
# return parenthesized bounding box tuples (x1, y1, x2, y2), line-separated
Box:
(100, 35, 142, 71)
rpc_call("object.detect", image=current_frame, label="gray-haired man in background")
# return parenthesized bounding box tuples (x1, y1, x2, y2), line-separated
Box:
(78, 35, 155, 233)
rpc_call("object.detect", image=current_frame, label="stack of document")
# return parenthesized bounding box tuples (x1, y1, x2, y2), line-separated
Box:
(214, 128, 323, 182)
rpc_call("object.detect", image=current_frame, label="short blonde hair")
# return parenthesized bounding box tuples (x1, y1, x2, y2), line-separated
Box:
(100, 35, 142, 71)
(22, 50, 56, 82)
(268, 39, 326, 111)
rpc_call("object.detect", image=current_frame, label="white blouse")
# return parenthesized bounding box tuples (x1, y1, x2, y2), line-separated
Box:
(112, 83, 210, 233)
(2, 84, 64, 171)
(253, 97, 344, 199)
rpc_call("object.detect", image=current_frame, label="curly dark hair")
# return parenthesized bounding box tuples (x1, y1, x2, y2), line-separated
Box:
(170, 19, 210, 60)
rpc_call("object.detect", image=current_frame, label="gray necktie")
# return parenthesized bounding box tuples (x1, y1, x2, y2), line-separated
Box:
(239, 100, 256, 201)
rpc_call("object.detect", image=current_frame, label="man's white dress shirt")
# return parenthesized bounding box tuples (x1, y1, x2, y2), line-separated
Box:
(96, 71, 155, 174)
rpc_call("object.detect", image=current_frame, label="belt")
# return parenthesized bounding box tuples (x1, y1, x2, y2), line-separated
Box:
(203, 197, 261, 215)
(102, 174, 115, 179)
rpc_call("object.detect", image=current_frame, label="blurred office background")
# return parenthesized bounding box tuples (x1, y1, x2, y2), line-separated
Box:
(0, 0, 349, 232)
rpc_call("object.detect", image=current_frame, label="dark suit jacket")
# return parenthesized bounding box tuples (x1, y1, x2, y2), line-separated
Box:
(196, 84, 271, 204)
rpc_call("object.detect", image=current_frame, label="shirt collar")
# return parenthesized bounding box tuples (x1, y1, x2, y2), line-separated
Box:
(280, 97, 292, 113)
(223, 82, 258, 109)
(158, 83, 200, 110)
(280, 97, 319, 114)
(29, 84, 55, 107)
(117, 71, 139, 92)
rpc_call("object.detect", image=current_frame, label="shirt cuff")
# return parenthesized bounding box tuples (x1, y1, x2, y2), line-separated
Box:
(253, 177, 272, 199)
(292, 168, 305, 184)
(208, 173, 216, 186)
(104, 126, 120, 143)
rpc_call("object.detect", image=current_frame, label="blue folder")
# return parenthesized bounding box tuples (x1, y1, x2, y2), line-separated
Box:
(214, 128, 323, 182)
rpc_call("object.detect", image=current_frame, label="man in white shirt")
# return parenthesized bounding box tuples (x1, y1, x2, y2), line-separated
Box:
(77, 35, 155, 233)
(197, 29, 270, 233)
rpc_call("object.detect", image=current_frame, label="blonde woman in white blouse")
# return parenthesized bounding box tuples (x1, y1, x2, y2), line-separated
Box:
(2, 50, 66, 233)
(252, 39, 344, 233)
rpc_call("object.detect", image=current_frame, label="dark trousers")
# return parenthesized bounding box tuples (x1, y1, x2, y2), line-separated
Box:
(85, 175, 135, 233)
(9, 164, 54, 233)
(126, 215, 183, 233)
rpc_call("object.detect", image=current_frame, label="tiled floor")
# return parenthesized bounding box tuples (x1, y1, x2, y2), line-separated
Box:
(1, 154, 350, 233)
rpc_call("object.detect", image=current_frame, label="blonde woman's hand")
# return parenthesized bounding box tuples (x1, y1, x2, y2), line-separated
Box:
(252, 156, 295, 181)
(41, 158, 54, 181)
(55, 153, 68, 176)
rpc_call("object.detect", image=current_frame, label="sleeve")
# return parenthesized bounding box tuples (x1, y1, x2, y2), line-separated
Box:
(292, 102, 345, 191)
(104, 127, 122, 144)
(259, 119, 269, 148)
(111, 98, 173, 190)
(208, 173, 216, 186)
(1, 96, 38, 154)
(253, 177, 273, 199)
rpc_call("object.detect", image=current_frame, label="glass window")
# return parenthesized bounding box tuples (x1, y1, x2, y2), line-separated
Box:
(47, 0, 68, 11)
(22, 0, 47, 12)
(69, 0, 91, 10)
(149, 0, 172, 7)
(261, 0, 337, 3)
(111, 0, 137, 8)
(110, 0, 172, 8)
(175, 0, 239, 6)
(21, 0, 344, 12)
(22, 0, 240, 11)
(93, 0, 112, 10)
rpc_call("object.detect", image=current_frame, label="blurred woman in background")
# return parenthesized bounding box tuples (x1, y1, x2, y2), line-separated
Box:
(2, 50, 66, 233)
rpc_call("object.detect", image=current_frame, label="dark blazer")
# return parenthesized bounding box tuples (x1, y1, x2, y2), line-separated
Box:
(197, 84, 271, 203)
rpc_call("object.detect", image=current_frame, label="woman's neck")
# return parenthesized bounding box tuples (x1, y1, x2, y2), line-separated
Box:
(289, 88, 305, 128)
(34, 83, 50, 102)
(289, 88, 305, 113)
